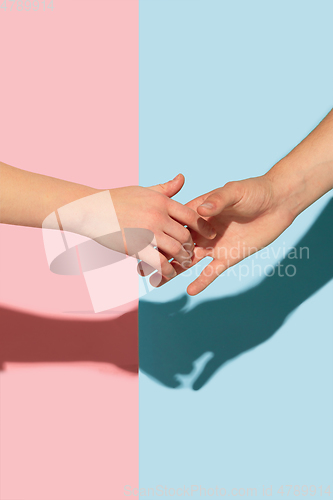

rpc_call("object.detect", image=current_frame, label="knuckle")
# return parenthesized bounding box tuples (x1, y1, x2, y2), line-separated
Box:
(185, 208, 196, 222)
(149, 210, 165, 228)
(158, 183, 168, 194)
(179, 227, 192, 244)
(170, 241, 182, 256)
(224, 181, 240, 196)
(166, 198, 176, 211)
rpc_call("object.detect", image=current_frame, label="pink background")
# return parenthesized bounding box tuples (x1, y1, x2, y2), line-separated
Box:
(0, 0, 138, 497)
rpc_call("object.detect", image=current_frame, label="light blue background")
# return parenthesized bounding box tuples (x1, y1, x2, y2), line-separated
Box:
(139, 1, 333, 497)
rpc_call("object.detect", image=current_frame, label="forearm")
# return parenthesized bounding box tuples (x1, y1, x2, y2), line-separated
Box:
(265, 108, 333, 219)
(0, 161, 97, 228)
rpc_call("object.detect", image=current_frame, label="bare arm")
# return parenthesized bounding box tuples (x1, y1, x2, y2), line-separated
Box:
(264, 108, 333, 220)
(0, 162, 96, 228)
(151, 109, 333, 294)
(0, 163, 215, 280)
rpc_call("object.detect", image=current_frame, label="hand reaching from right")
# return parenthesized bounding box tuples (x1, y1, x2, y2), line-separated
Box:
(146, 109, 333, 293)
(145, 174, 296, 293)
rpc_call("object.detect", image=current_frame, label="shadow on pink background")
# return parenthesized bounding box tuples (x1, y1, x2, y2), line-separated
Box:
(0, 0, 138, 497)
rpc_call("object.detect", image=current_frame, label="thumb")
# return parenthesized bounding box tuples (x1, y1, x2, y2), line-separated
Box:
(197, 182, 241, 217)
(149, 173, 185, 198)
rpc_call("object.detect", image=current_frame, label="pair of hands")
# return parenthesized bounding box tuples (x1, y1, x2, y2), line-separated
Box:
(108, 173, 294, 295)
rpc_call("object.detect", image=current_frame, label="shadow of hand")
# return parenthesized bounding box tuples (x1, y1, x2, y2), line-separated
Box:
(139, 198, 333, 390)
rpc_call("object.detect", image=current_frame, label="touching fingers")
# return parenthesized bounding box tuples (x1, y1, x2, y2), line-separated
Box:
(149, 260, 185, 288)
(137, 244, 177, 280)
(149, 246, 206, 288)
(163, 219, 194, 254)
(168, 200, 216, 240)
(155, 233, 193, 267)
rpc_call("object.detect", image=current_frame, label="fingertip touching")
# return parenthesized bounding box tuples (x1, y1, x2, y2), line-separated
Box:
(197, 216, 217, 239)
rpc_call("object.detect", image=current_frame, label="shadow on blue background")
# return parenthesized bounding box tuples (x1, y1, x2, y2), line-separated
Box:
(140, 197, 333, 391)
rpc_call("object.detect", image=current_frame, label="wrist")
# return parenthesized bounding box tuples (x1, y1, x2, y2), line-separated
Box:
(64, 188, 121, 241)
(43, 184, 103, 236)
(264, 158, 310, 222)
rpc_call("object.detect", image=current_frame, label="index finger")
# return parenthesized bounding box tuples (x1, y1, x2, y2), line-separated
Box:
(167, 200, 216, 240)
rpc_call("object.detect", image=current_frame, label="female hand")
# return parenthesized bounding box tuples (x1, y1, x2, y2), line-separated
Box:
(103, 174, 216, 281)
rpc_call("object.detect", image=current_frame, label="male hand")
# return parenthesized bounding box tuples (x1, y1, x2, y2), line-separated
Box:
(147, 175, 295, 294)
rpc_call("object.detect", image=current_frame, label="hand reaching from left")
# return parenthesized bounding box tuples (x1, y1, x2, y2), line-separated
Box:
(0, 163, 215, 283)
(106, 174, 216, 280)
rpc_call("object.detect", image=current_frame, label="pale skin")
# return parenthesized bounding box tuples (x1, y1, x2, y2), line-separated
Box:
(0, 166, 216, 281)
(2, 110, 333, 292)
(149, 108, 333, 295)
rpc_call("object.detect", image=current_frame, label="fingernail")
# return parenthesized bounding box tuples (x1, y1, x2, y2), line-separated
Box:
(200, 202, 214, 209)
(166, 269, 177, 279)
(208, 229, 217, 238)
